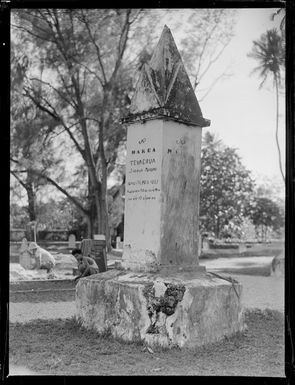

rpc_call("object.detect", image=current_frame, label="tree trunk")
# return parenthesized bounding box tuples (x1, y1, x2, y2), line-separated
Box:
(82, 140, 101, 237)
(275, 75, 285, 183)
(97, 86, 112, 243)
(86, 173, 98, 237)
(71, 71, 102, 237)
(26, 170, 36, 221)
(99, 162, 109, 241)
(215, 216, 220, 239)
(26, 186, 36, 222)
(85, 215, 93, 239)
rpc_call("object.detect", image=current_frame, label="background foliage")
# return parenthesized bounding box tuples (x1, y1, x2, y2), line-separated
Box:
(10, 9, 284, 244)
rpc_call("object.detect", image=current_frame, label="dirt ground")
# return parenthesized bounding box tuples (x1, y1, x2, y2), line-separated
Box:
(8, 256, 285, 377)
(8, 309, 284, 376)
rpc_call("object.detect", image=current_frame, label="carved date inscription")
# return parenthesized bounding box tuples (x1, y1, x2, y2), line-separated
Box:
(127, 144, 160, 202)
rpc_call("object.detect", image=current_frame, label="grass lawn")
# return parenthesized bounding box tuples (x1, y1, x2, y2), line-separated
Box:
(10, 279, 76, 303)
(9, 309, 284, 377)
(10, 288, 76, 303)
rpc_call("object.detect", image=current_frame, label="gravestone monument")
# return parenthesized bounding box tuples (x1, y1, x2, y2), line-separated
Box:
(76, 26, 245, 348)
(68, 233, 76, 249)
(19, 238, 33, 269)
(81, 236, 107, 273)
(122, 26, 209, 273)
(91, 235, 107, 273)
(116, 236, 121, 249)
(271, 249, 284, 277)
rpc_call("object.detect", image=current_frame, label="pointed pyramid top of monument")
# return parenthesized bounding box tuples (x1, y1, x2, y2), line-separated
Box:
(124, 25, 210, 127)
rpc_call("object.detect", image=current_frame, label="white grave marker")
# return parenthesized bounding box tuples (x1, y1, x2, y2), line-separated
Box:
(122, 25, 210, 272)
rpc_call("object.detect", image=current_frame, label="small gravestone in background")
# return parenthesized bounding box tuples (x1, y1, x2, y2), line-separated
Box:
(76, 25, 245, 349)
(19, 238, 33, 270)
(68, 234, 76, 249)
(271, 249, 284, 277)
(19, 238, 28, 253)
(81, 238, 93, 256)
(81, 236, 107, 273)
(91, 239, 107, 272)
(202, 237, 210, 251)
(116, 236, 121, 249)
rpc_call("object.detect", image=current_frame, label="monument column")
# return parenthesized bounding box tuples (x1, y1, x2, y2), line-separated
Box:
(76, 25, 244, 349)
(122, 25, 210, 272)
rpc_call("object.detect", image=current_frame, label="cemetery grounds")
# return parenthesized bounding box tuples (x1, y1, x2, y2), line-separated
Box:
(8, 246, 285, 377)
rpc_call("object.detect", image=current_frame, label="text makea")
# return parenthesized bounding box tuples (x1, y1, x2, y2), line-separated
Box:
(131, 148, 156, 155)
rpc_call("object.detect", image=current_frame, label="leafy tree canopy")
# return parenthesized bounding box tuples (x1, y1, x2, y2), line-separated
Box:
(248, 28, 284, 89)
(200, 132, 255, 238)
(10, 8, 238, 242)
(246, 196, 284, 231)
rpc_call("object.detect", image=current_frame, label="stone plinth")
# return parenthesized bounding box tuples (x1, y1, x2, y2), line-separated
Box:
(76, 269, 245, 348)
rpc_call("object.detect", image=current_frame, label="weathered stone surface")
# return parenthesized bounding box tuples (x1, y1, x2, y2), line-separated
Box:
(75, 270, 245, 348)
(122, 25, 209, 273)
(122, 119, 203, 272)
(76, 24, 243, 350)
(125, 25, 210, 128)
(19, 238, 35, 270)
(161, 121, 202, 266)
(270, 250, 284, 277)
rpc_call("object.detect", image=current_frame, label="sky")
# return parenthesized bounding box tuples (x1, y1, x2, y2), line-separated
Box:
(204, 8, 285, 184)
(161, 8, 285, 189)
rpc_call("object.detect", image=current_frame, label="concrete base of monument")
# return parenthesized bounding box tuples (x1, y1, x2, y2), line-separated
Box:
(121, 247, 207, 273)
(75, 269, 245, 349)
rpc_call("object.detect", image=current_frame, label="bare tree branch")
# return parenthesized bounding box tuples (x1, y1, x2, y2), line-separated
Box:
(129, 9, 143, 25)
(110, 10, 131, 84)
(52, 62, 79, 107)
(194, 22, 219, 84)
(10, 157, 20, 164)
(29, 168, 89, 216)
(198, 71, 232, 102)
(197, 39, 231, 86)
(74, 61, 104, 88)
(29, 77, 77, 110)
(11, 23, 56, 44)
(80, 68, 88, 95)
(10, 169, 27, 190)
(24, 86, 85, 158)
(80, 9, 107, 85)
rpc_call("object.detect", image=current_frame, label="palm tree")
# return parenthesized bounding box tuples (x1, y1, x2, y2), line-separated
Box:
(271, 8, 285, 35)
(248, 28, 285, 182)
